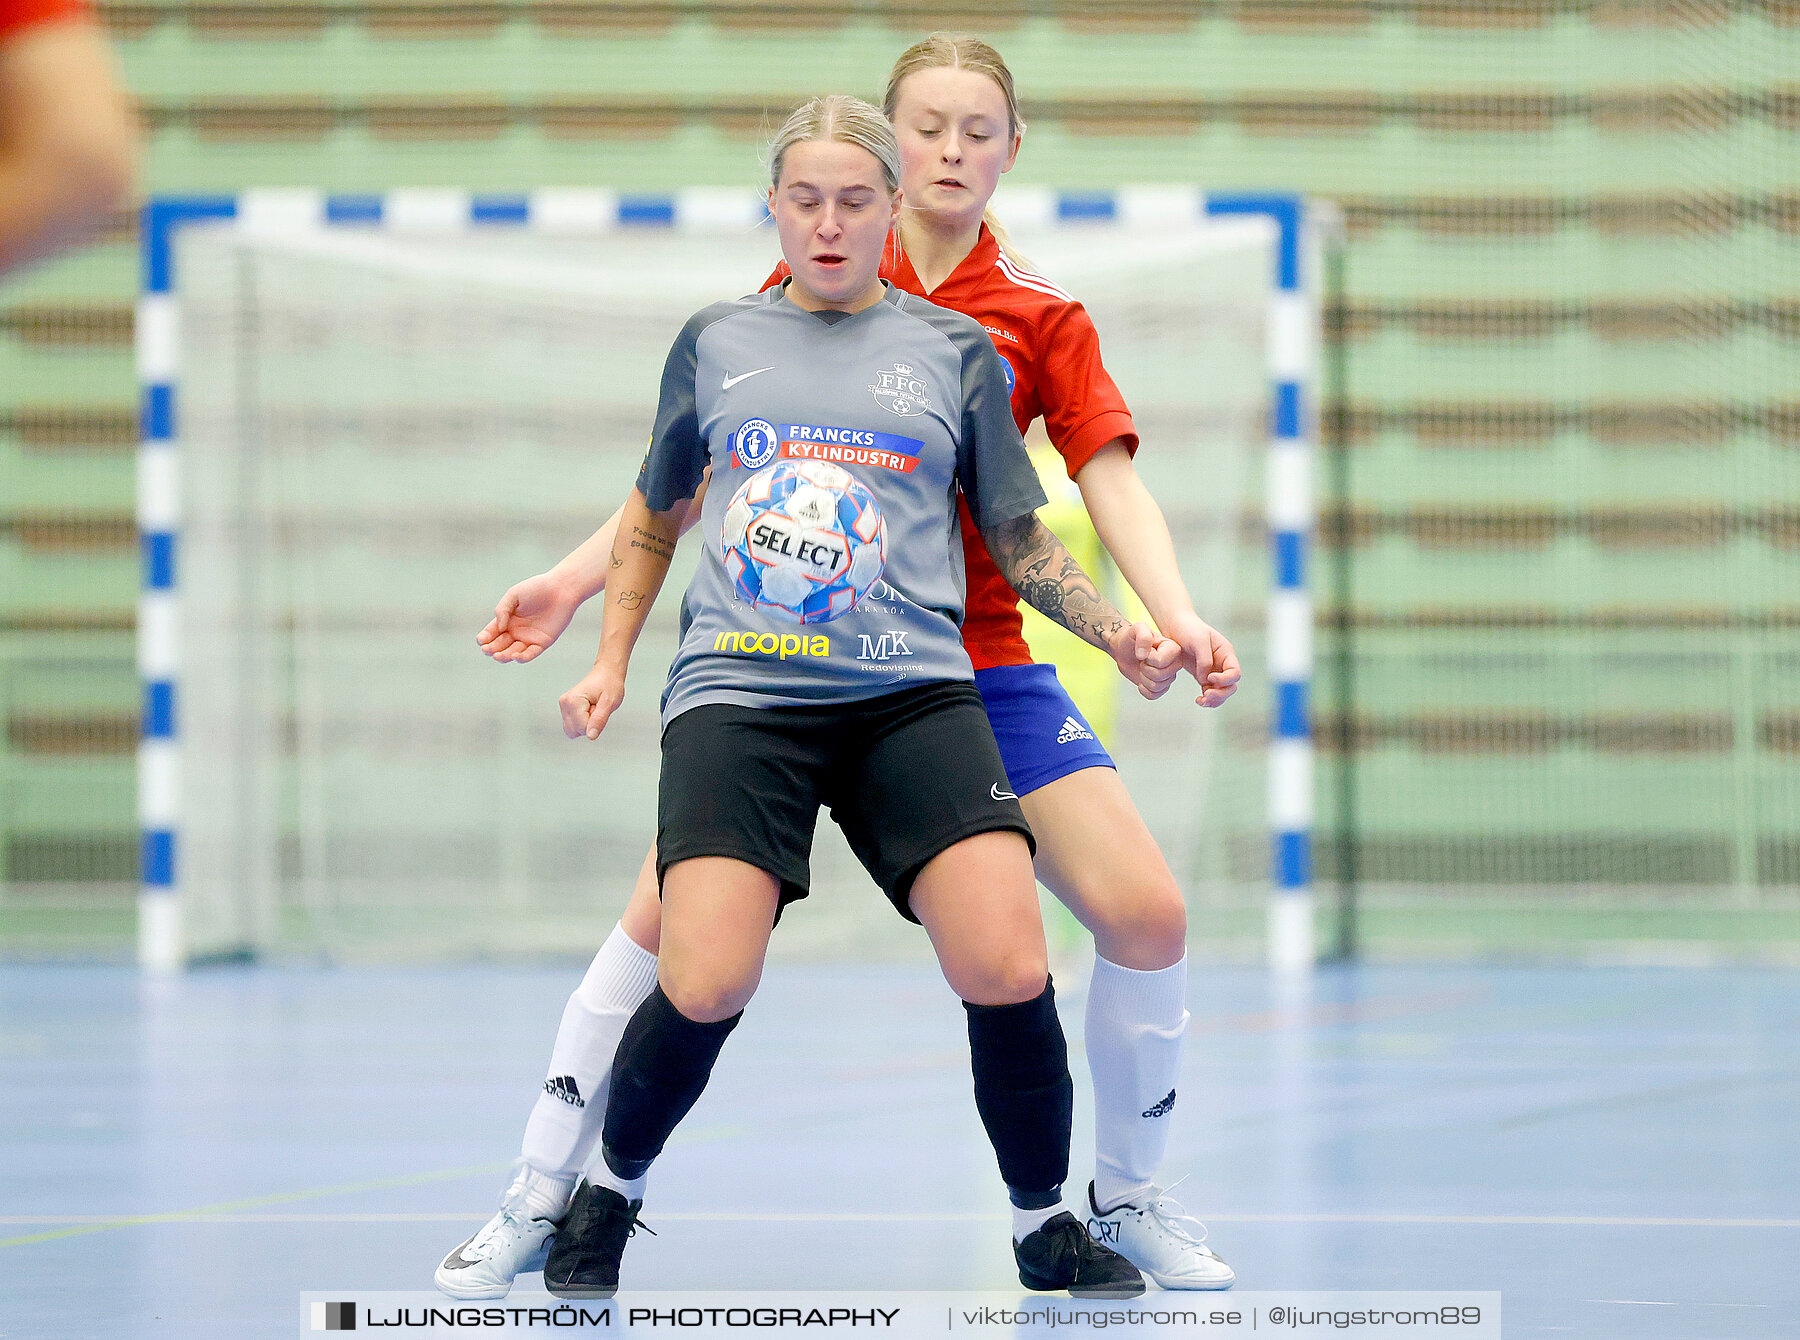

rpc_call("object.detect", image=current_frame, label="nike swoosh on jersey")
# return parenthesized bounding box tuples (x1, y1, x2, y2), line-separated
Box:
(991, 783, 1019, 801)
(722, 367, 776, 389)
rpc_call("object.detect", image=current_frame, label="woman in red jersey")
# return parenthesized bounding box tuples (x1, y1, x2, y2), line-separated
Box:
(0, 0, 135, 273)
(451, 32, 1239, 1299)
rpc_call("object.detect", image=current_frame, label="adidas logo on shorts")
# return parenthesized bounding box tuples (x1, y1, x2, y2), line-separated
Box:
(544, 1075, 585, 1108)
(1056, 716, 1095, 745)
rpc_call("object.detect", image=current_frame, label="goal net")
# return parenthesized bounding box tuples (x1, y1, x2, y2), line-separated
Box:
(168, 201, 1274, 963)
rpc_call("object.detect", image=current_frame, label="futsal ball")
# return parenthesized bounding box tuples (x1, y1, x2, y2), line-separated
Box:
(720, 459, 887, 624)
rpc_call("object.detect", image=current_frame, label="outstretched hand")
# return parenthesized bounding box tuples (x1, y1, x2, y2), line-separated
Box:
(1107, 621, 1184, 701)
(478, 573, 581, 663)
(1163, 612, 1242, 707)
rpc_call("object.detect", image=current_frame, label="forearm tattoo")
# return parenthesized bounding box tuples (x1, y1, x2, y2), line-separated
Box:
(628, 525, 675, 563)
(982, 514, 1128, 650)
(608, 519, 673, 615)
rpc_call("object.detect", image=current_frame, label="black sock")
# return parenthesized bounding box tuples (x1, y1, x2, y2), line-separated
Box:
(600, 983, 742, 1181)
(963, 976, 1072, 1209)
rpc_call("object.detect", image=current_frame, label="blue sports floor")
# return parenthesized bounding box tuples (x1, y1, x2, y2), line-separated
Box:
(2, 961, 1796, 1338)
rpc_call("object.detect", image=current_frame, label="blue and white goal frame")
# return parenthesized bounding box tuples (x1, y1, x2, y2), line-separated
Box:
(135, 186, 1322, 972)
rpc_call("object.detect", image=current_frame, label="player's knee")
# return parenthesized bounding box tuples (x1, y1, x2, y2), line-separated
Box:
(951, 949, 1049, 1008)
(1139, 881, 1189, 956)
(1093, 875, 1187, 969)
(659, 972, 756, 1024)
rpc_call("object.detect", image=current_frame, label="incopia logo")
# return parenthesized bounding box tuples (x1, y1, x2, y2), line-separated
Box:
(311, 1301, 356, 1330)
(713, 630, 830, 659)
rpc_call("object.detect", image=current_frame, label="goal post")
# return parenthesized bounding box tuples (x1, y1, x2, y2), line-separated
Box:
(135, 186, 1321, 970)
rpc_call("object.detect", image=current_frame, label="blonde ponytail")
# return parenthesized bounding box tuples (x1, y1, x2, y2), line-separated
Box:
(981, 208, 1033, 272)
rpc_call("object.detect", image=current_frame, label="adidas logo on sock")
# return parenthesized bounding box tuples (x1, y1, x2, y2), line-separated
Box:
(1142, 1089, 1176, 1119)
(1056, 716, 1094, 744)
(544, 1075, 585, 1108)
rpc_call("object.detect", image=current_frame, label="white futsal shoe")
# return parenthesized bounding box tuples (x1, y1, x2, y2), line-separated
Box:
(1086, 1180, 1236, 1290)
(435, 1164, 576, 1300)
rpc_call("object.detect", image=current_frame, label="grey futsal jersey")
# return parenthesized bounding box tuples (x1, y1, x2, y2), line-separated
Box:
(638, 282, 1047, 727)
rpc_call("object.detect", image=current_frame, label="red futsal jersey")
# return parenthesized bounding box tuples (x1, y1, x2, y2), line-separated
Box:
(0, 0, 88, 38)
(766, 225, 1137, 668)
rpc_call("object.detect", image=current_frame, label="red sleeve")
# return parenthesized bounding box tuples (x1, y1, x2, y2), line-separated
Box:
(1036, 298, 1139, 480)
(759, 261, 789, 293)
(0, 0, 88, 39)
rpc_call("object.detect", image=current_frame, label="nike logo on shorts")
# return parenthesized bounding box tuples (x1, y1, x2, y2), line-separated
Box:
(991, 783, 1019, 801)
(722, 367, 776, 389)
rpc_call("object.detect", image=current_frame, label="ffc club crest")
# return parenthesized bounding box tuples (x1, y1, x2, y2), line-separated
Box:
(868, 363, 930, 417)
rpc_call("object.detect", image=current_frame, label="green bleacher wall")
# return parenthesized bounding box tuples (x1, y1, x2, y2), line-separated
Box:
(3, 0, 1796, 960)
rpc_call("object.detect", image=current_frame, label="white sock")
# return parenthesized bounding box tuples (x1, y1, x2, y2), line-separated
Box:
(587, 1157, 648, 1203)
(1085, 953, 1189, 1214)
(512, 1163, 580, 1221)
(519, 923, 660, 1178)
(1011, 1201, 1063, 1243)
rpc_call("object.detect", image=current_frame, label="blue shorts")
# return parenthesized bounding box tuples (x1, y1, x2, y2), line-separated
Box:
(974, 662, 1116, 799)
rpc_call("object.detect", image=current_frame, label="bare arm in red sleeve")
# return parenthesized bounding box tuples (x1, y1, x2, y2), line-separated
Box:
(0, 6, 138, 274)
(1040, 300, 1241, 707)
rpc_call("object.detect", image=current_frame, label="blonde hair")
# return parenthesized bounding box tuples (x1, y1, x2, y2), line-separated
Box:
(883, 31, 1031, 268)
(767, 94, 902, 196)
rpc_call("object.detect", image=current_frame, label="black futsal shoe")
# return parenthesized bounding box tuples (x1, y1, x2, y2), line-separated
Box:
(543, 1180, 653, 1299)
(1014, 1211, 1146, 1298)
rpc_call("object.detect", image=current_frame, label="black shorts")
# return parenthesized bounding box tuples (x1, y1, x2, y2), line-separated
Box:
(657, 679, 1035, 923)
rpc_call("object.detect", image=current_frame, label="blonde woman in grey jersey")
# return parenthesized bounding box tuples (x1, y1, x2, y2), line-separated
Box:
(504, 96, 1169, 1300)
